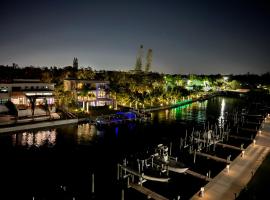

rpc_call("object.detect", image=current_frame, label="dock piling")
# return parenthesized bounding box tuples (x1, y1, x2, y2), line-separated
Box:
(92, 173, 95, 194)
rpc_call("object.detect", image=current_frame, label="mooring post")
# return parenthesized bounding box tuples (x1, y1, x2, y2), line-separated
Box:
(193, 150, 196, 164)
(121, 189, 125, 200)
(117, 164, 119, 180)
(138, 161, 141, 173)
(92, 173, 95, 194)
(127, 176, 130, 188)
(169, 142, 172, 156)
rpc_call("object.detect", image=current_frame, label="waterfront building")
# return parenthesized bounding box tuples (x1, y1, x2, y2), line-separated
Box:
(63, 79, 113, 111)
(0, 79, 55, 118)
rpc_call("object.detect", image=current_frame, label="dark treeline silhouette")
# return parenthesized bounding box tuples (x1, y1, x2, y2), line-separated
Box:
(1, 64, 270, 89)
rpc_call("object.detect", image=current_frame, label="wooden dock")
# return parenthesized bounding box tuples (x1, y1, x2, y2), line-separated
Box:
(186, 169, 212, 181)
(244, 114, 262, 118)
(191, 115, 270, 200)
(129, 183, 169, 200)
(239, 127, 257, 132)
(246, 121, 261, 125)
(196, 151, 231, 163)
(215, 142, 242, 151)
(229, 134, 252, 141)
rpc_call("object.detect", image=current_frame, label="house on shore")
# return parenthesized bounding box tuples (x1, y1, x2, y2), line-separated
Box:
(64, 79, 113, 112)
(0, 79, 55, 119)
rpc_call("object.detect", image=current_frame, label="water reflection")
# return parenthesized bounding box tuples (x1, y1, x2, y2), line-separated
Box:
(77, 123, 97, 144)
(12, 129, 56, 147)
(218, 98, 226, 127)
(154, 101, 208, 124)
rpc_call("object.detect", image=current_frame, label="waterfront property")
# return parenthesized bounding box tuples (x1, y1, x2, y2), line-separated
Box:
(0, 79, 55, 119)
(0, 95, 269, 200)
(64, 78, 113, 111)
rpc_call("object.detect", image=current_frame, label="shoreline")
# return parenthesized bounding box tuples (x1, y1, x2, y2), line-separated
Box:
(137, 92, 220, 113)
(0, 118, 78, 134)
(0, 91, 241, 134)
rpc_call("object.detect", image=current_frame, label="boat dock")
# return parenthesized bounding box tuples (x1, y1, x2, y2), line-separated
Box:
(196, 151, 232, 164)
(229, 134, 252, 141)
(239, 127, 257, 132)
(129, 183, 169, 200)
(186, 169, 212, 181)
(215, 142, 243, 151)
(191, 114, 270, 200)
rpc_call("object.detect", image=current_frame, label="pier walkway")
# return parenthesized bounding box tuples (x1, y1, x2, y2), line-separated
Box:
(191, 114, 270, 200)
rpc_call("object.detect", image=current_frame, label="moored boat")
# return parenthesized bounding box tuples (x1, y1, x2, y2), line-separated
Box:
(153, 144, 188, 173)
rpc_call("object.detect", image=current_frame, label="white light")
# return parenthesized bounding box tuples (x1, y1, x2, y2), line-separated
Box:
(200, 187, 205, 197)
(226, 164, 230, 173)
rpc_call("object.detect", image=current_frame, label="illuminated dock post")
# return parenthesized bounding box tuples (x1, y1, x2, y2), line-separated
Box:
(226, 164, 230, 173)
(199, 187, 204, 197)
(253, 139, 256, 146)
(241, 150, 245, 158)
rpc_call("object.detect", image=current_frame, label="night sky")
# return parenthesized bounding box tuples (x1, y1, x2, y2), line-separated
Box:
(1, 0, 270, 74)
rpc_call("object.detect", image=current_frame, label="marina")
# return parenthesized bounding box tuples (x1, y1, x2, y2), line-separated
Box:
(0, 95, 269, 199)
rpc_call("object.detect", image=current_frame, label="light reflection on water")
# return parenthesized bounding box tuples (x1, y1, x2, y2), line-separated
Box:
(77, 123, 97, 144)
(218, 98, 226, 127)
(12, 130, 57, 147)
(155, 100, 208, 124)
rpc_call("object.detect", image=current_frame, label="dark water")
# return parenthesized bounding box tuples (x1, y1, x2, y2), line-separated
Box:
(0, 96, 261, 200)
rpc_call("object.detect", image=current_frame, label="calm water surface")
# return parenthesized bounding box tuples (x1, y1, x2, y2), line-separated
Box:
(0, 97, 250, 199)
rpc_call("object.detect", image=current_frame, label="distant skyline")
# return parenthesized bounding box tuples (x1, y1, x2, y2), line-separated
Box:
(1, 0, 270, 74)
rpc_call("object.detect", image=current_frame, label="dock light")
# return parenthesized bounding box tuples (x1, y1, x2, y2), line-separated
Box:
(241, 150, 245, 158)
(199, 187, 205, 197)
(259, 130, 262, 135)
(253, 139, 256, 146)
(226, 164, 230, 173)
